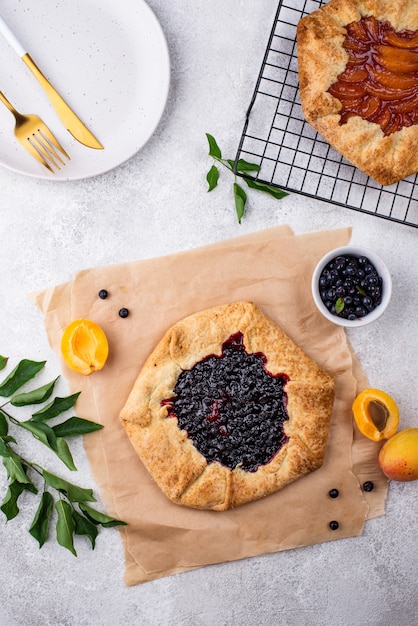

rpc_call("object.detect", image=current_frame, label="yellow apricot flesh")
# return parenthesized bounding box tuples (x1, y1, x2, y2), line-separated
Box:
(61, 319, 109, 376)
(352, 388, 399, 442)
(378, 428, 418, 481)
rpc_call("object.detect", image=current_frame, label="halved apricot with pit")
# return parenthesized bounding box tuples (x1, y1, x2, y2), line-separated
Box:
(61, 319, 109, 376)
(352, 388, 399, 442)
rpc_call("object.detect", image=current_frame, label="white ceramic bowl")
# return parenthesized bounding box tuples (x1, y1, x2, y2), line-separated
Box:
(311, 245, 392, 327)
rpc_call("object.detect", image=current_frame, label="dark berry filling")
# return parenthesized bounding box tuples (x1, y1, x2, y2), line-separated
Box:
(319, 254, 383, 320)
(162, 332, 290, 472)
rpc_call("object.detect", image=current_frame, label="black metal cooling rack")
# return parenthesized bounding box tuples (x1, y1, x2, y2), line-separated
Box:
(235, 0, 418, 228)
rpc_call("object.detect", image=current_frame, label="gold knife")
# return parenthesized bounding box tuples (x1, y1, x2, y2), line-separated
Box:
(0, 14, 104, 150)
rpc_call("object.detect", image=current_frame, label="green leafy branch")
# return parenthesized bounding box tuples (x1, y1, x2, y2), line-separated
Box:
(205, 133, 289, 223)
(0, 355, 126, 556)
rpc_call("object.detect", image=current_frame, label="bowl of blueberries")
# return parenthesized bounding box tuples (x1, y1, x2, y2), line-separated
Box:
(311, 245, 392, 327)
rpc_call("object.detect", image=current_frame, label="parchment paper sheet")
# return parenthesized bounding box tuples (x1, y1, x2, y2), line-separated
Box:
(31, 225, 388, 586)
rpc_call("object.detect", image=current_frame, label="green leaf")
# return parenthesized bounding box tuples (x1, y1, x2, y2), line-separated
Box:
(55, 499, 77, 556)
(11, 377, 59, 407)
(233, 183, 247, 224)
(2, 448, 31, 484)
(19, 420, 58, 450)
(0, 410, 8, 437)
(0, 355, 8, 370)
(43, 470, 96, 503)
(1, 435, 16, 444)
(0, 360, 46, 397)
(79, 502, 127, 528)
(72, 510, 98, 548)
(0, 438, 9, 457)
(55, 438, 77, 471)
(206, 165, 219, 192)
(52, 417, 103, 438)
(206, 133, 222, 159)
(335, 298, 345, 314)
(356, 285, 367, 296)
(1, 481, 26, 520)
(19, 421, 77, 471)
(243, 177, 289, 200)
(227, 159, 260, 173)
(0, 479, 36, 520)
(29, 492, 54, 547)
(32, 392, 81, 421)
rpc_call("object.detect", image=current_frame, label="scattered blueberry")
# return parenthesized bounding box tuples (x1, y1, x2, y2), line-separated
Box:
(363, 481, 374, 492)
(98, 289, 108, 299)
(318, 254, 383, 321)
(329, 520, 339, 530)
(119, 308, 129, 318)
(329, 488, 339, 498)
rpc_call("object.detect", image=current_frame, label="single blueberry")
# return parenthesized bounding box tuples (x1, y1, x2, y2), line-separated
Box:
(367, 274, 379, 285)
(362, 296, 373, 311)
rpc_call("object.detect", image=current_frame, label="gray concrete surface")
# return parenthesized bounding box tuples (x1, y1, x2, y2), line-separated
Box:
(0, 1, 417, 625)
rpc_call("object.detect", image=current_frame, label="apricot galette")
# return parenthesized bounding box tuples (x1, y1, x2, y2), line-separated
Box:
(119, 302, 335, 511)
(297, 0, 418, 186)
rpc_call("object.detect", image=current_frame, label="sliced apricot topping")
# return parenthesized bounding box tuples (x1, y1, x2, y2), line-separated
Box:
(328, 16, 418, 136)
(61, 319, 109, 376)
(352, 388, 399, 442)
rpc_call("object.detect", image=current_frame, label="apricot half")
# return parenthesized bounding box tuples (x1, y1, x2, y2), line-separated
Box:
(61, 319, 109, 376)
(352, 388, 399, 442)
(378, 428, 418, 481)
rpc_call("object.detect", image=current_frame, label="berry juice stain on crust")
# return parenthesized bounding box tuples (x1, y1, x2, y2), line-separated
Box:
(328, 16, 418, 136)
(162, 332, 290, 472)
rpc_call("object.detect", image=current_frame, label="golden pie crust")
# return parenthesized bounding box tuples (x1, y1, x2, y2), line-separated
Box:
(297, 0, 418, 186)
(119, 302, 335, 511)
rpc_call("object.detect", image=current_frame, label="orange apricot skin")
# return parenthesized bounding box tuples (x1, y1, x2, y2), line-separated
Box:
(61, 319, 109, 376)
(352, 388, 399, 442)
(378, 428, 418, 481)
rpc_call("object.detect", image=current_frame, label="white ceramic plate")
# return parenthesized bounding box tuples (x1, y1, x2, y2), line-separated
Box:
(0, 0, 170, 180)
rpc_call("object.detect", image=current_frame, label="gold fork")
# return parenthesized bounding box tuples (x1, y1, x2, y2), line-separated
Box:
(0, 91, 69, 172)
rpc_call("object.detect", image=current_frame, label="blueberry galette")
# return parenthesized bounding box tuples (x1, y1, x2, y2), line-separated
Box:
(119, 302, 335, 510)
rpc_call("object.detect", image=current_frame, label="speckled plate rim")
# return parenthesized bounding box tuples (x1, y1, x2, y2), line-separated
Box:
(0, 0, 170, 181)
